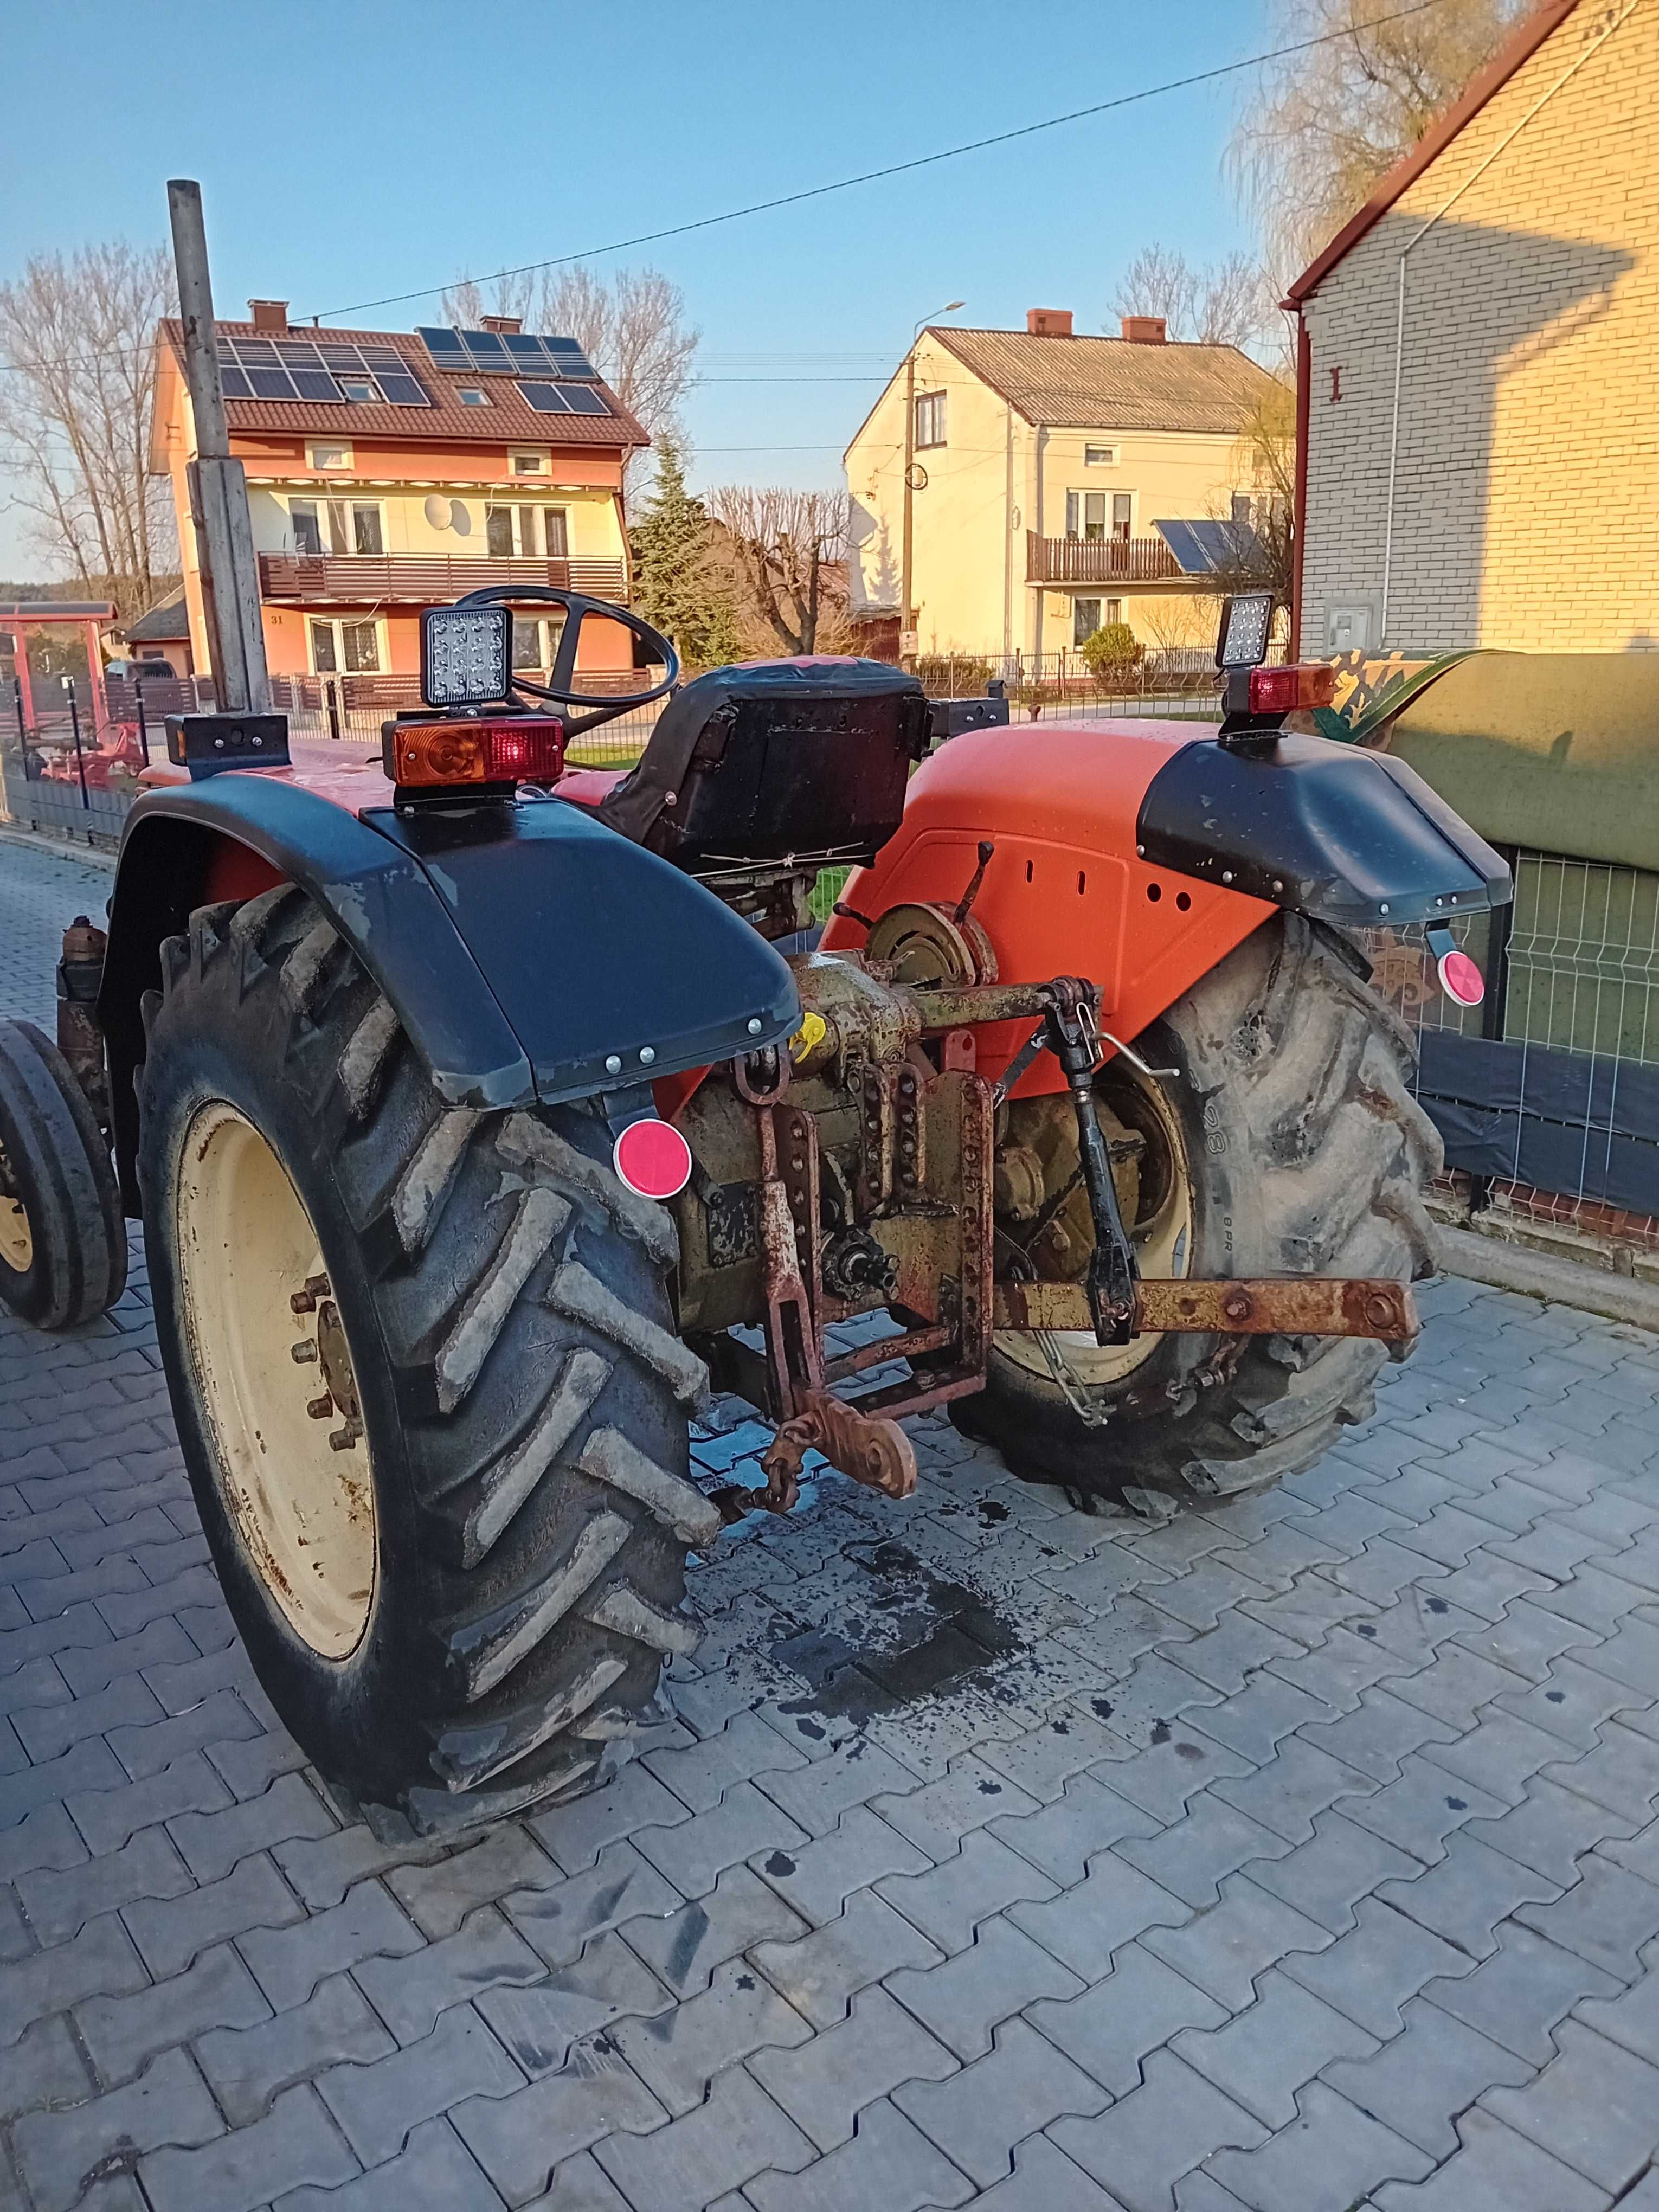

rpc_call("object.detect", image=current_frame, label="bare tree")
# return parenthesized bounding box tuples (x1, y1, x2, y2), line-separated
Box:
(443, 265, 698, 488)
(0, 243, 178, 618)
(1112, 246, 1275, 352)
(705, 487, 851, 657)
(1208, 375, 1298, 605)
(1231, 0, 1528, 275)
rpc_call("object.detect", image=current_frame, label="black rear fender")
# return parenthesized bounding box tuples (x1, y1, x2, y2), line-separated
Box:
(101, 780, 798, 1213)
(1135, 731, 1513, 929)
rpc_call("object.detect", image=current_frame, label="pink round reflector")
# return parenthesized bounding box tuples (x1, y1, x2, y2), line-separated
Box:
(613, 1118, 693, 1201)
(1437, 948, 1485, 1007)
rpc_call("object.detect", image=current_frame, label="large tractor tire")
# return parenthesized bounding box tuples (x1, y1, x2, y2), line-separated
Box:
(138, 885, 716, 1836)
(0, 1018, 127, 1330)
(964, 914, 1439, 1514)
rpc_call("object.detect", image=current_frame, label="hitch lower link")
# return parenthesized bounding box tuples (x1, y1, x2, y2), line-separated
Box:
(995, 978, 1142, 1348)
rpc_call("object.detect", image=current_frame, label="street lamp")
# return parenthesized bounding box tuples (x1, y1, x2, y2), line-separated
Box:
(901, 299, 965, 664)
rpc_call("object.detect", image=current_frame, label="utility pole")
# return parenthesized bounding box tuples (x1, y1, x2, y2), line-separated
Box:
(899, 301, 963, 669)
(168, 180, 270, 713)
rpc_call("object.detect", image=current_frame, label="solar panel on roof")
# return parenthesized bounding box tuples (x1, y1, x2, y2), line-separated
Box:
(215, 335, 431, 407)
(416, 326, 600, 381)
(516, 380, 613, 416)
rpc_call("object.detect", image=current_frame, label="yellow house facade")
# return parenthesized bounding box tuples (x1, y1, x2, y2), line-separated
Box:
(845, 311, 1285, 663)
(1288, 0, 1659, 658)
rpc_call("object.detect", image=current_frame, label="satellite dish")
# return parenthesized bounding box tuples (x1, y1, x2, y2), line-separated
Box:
(423, 493, 453, 530)
(448, 500, 472, 538)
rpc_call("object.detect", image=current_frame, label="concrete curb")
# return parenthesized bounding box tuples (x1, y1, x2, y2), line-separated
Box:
(1437, 1222, 1659, 1333)
(0, 824, 119, 871)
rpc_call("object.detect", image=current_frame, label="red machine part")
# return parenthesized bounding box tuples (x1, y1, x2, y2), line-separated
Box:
(820, 721, 1275, 1099)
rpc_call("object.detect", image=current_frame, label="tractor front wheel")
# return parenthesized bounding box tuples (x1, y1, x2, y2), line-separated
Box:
(138, 886, 715, 1835)
(964, 914, 1439, 1514)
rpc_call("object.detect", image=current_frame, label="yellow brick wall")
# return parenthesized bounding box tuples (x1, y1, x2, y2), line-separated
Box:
(1300, 0, 1659, 657)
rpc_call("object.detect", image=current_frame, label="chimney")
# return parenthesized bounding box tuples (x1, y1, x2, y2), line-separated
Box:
(248, 299, 289, 332)
(1121, 316, 1167, 345)
(480, 314, 523, 335)
(1026, 308, 1073, 339)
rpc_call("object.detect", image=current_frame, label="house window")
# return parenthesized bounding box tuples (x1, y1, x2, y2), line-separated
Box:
(458, 388, 490, 407)
(510, 450, 549, 476)
(1231, 493, 1253, 525)
(914, 393, 946, 449)
(1083, 445, 1115, 466)
(486, 505, 566, 558)
(288, 498, 382, 556)
(1111, 493, 1133, 541)
(511, 615, 565, 671)
(307, 618, 381, 674)
(1073, 598, 1103, 645)
(307, 443, 352, 471)
(340, 378, 377, 404)
(1105, 598, 1123, 625)
(1065, 492, 1108, 541)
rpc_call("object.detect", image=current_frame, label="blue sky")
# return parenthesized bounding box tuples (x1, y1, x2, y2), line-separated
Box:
(2, 0, 1274, 577)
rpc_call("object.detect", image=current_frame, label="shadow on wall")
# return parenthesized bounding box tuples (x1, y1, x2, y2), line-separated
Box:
(1324, 209, 1635, 655)
(849, 504, 900, 621)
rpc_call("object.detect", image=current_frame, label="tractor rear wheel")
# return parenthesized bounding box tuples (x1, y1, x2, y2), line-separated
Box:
(0, 1018, 127, 1330)
(963, 914, 1439, 1514)
(138, 884, 715, 1835)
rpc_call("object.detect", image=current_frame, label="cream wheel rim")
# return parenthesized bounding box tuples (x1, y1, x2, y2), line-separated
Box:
(175, 1102, 376, 1658)
(0, 1147, 30, 1273)
(996, 1068, 1195, 1390)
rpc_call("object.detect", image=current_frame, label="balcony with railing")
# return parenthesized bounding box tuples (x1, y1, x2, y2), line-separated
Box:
(256, 553, 630, 606)
(1025, 531, 1182, 584)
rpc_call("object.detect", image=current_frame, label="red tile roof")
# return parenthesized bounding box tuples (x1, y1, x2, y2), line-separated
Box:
(158, 320, 648, 449)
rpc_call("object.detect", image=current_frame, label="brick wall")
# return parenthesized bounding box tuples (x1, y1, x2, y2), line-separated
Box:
(1300, 2, 1659, 658)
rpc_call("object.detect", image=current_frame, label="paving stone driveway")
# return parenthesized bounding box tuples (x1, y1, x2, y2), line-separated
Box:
(3, 834, 1659, 2211)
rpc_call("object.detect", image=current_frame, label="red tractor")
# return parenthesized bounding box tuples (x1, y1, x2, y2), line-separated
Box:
(0, 583, 1508, 1836)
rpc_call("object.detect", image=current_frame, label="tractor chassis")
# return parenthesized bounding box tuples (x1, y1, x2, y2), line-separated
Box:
(694, 968, 1420, 1519)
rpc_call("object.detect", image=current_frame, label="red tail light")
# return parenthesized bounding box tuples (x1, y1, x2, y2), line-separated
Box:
(1248, 664, 1339, 717)
(385, 716, 565, 791)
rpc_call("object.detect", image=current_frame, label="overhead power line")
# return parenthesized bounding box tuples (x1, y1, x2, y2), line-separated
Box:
(305, 0, 1446, 320)
(0, 0, 1445, 381)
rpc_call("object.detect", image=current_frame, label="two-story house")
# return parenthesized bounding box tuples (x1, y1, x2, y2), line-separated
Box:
(845, 310, 1285, 663)
(149, 303, 647, 691)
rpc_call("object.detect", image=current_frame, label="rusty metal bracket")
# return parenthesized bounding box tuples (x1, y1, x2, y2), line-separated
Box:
(755, 1103, 822, 1421)
(992, 1276, 1422, 1343)
(757, 1386, 918, 1513)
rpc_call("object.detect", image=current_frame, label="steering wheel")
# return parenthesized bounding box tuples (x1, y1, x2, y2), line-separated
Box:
(454, 582, 681, 736)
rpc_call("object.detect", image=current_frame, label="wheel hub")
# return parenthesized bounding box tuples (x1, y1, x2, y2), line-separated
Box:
(175, 1103, 376, 1660)
(0, 1143, 30, 1272)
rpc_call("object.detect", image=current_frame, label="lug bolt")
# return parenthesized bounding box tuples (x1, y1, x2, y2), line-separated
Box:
(328, 1426, 358, 1452)
(306, 1394, 333, 1420)
(305, 1274, 331, 1300)
(290, 1340, 319, 1365)
(290, 1290, 316, 1316)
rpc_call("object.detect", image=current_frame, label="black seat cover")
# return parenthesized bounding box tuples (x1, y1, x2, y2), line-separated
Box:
(595, 657, 929, 868)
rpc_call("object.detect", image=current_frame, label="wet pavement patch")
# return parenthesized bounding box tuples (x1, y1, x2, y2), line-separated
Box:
(767, 1538, 1025, 1725)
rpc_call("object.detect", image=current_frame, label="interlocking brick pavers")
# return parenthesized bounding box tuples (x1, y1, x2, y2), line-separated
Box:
(194, 1975, 396, 2126)
(750, 1982, 959, 2150)
(13, 2047, 223, 2212)
(1026, 1937, 1226, 2094)
(4, 843, 1659, 2212)
(1321, 1995, 1533, 2157)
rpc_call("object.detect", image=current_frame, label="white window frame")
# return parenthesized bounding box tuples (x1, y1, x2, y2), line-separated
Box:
(306, 615, 385, 676)
(511, 613, 567, 671)
(485, 504, 569, 558)
(287, 496, 384, 557)
(458, 387, 491, 407)
(509, 448, 550, 477)
(1083, 445, 1116, 467)
(307, 442, 353, 471)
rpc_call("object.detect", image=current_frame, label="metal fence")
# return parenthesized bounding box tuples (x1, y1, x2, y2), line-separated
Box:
(1361, 851, 1659, 1250)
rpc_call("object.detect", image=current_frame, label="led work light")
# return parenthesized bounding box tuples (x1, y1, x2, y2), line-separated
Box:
(421, 603, 511, 708)
(1216, 591, 1275, 670)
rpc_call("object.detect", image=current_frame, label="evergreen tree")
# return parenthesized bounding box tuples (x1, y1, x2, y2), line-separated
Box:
(629, 436, 740, 671)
